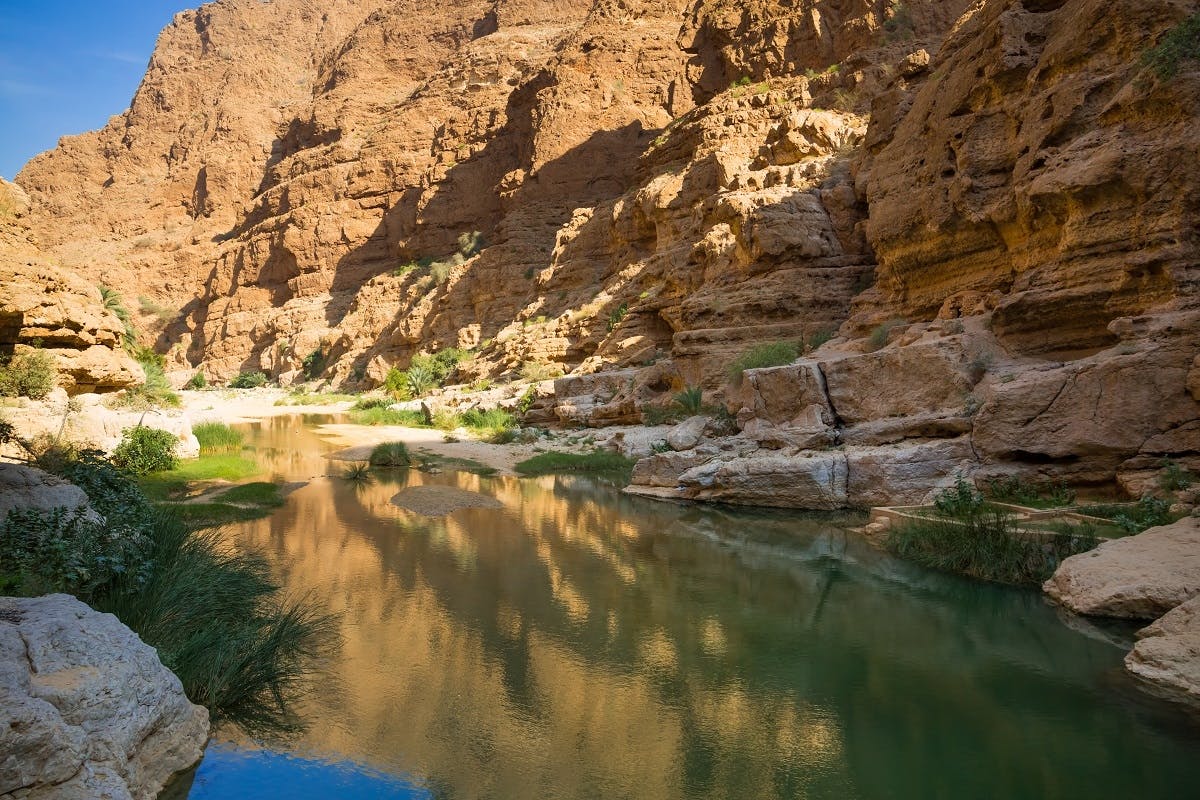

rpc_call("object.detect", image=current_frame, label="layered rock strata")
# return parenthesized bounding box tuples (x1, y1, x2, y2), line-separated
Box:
(8, 0, 1200, 503)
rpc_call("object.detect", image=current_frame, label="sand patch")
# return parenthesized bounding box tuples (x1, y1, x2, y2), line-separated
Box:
(391, 485, 503, 516)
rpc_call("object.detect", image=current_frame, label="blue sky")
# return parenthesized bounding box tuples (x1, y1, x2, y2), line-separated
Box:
(0, 1, 194, 179)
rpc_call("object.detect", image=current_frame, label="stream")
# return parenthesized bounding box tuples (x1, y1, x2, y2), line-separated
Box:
(169, 415, 1200, 799)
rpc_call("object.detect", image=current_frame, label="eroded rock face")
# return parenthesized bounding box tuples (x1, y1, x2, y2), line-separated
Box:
(1043, 517, 1200, 620)
(0, 179, 142, 394)
(0, 594, 209, 800)
(9, 0, 1200, 509)
(1126, 595, 1200, 711)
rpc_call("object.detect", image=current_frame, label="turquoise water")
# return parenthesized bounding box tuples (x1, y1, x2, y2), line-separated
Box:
(175, 417, 1200, 799)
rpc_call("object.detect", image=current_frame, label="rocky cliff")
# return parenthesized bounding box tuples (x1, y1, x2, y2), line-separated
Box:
(0, 180, 142, 393)
(11, 0, 1200, 503)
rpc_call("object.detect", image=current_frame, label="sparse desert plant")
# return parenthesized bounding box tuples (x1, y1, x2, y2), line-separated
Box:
(1160, 458, 1195, 491)
(1140, 12, 1200, 80)
(185, 372, 207, 390)
(672, 386, 704, 416)
(138, 295, 177, 325)
(368, 442, 411, 467)
(119, 356, 180, 409)
(301, 348, 327, 381)
(726, 341, 800, 384)
(804, 330, 834, 353)
(521, 361, 562, 382)
(111, 426, 179, 475)
(0, 348, 56, 400)
(607, 302, 629, 332)
(229, 371, 268, 389)
(866, 318, 907, 351)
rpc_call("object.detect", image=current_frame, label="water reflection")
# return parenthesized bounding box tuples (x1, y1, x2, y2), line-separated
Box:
(198, 417, 1200, 800)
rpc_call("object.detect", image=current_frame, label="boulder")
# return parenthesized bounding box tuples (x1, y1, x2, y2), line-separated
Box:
(0, 594, 208, 800)
(677, 452, 848, 509)
(0, 464, 95, 524)
(1043, 517, 1200, 619)
(1125, 595, 1200, 711)
(667, 416, 708, 452)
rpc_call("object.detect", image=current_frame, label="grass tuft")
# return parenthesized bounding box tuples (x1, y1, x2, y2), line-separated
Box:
(515, 451, 635, 483)
(727, 341, 799, 384)
(369, 442, 411, 467)
(194, 422, 244, 454)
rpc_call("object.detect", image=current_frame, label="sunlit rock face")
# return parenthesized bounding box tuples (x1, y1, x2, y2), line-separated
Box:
(0, 594, 209, 800)
(13, 0, 1200, 503)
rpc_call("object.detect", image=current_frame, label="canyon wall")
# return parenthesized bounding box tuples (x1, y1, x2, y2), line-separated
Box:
(10, 0, 1200, 501)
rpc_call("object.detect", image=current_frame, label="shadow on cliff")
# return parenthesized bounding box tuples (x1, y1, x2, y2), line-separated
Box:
(323, 107, 660, 380)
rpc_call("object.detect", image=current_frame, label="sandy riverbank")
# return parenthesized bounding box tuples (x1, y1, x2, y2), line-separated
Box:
(179, 388, 614, 477)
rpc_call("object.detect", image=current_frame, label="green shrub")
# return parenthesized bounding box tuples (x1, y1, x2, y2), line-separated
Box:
(229, 371, 268, 389)
(517, 386, 538, 415)
(405, 363, 436, 396)
(383, 367, 411, 399)
(1141, 12, 1200, 80)
(0, 505, 152, 598)
(985, 475, 1076, 509)
(886, 479, 1097, 585)
(515, 451, 635, 483)
(185, 372, 207, 390)
(430, 261, 454, 284)
(119, 356, 180, 408)
(193, 422, 244, 454)
(0, 349, 56, 399)
(100, 285, 137, 349)
(805, 330, 834, 353)
(352, 396, 391, 410)
(672, 386, 704, 416)
(866, 319, 907, 351)
(1159, 459, 1194, 491)
(301, 349, 327, 381)
(607, 302, 629, 332)
(369, 442, 411, 467)
(726, 341, 799, 384)
(643, 404, 684, 426)
(111, 426, 178, 475)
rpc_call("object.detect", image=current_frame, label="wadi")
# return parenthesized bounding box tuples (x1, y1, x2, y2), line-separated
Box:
(2, 1, 1199, 798)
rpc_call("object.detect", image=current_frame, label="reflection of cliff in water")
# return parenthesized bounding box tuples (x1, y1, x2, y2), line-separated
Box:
(223, 417, 1200, 800)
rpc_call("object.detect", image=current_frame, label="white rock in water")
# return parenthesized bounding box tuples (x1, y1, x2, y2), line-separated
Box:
(1043, 517, 1200, 619)
(0, 594, 209, 800)
(1126, 595, 1200, 711)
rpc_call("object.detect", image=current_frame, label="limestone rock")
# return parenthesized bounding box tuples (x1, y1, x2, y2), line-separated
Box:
(677, 452, 848, 509)
(1125, 595, 1200, 711)
(0, 594, 208, 800)
(667, 416, 708, 452)
(1043, 517, 1200, 619)
(846, 438, 976, 508)
(0, 464, 95, 524)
